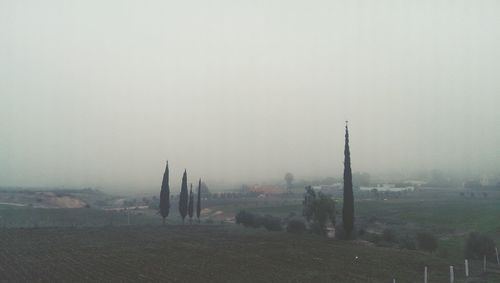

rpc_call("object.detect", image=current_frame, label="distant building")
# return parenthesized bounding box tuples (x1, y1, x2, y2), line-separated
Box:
(250, 185, 284, 195)
(360, 184, 414, 192)
(311, 183, 342, 194)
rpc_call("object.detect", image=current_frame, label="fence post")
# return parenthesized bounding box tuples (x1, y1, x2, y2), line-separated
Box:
(449, 266, 454, 283)
(465, 259, 469, 277)
(483, 255, 487, 272)
(424, 266, 428, 283)
(392, 279, 396, 283)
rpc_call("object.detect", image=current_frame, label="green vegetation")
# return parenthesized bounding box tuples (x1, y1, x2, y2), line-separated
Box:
(342, 123, 354, 239)
(302, 186, 335, 235)
(159, 161, 170, 224)
(0, 225, 456, 283)
(416, 232, 438, 253)
(235, 210, 282, 231)
(196, 179, 202, 222)
(464, 232, 496, 260)
(1, 186, 499, 282)
(179, 170, 188, 223)
(188, 184, 194, 222)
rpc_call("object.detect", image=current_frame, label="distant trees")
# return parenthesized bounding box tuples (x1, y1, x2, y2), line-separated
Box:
(179, 170, 188, 223)
(302, 186, 335, 235)
(159, 161, 170, 225)
(284, 173, 294, 193)
(342, 122, 354, 239)
(196, 179, 201, 222)
(188, 184, 194, 223)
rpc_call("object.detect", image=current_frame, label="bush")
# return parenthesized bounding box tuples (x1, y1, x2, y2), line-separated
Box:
(235, 210, 259, 228)
(260, 215, 283, 231)
(286, 219, 306, 234)
(464, 232, 496, 259)
(416, 232, 438, 252)
(398, 235, 416, 250)
(382, 229, 397, 243)
(235, 211, 283, 231)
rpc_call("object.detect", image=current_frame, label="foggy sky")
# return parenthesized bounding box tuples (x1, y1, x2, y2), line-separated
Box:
(1, 0, 499, 190)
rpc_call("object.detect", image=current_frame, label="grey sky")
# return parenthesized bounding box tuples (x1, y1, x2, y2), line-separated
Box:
(1, 0, 499, 189)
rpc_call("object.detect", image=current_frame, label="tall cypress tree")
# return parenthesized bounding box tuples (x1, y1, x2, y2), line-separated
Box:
(179, 170, 188, 223)
(188, 183, 194, 223)
(159, 161, 170, 225)
(342, 121, 354, 239)
(196, 178, 201, 223)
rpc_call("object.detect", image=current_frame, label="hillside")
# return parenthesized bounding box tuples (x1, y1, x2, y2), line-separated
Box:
(0, 225, 463, 283)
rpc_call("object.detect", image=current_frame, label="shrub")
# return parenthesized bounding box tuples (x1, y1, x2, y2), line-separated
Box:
(398, 235, 416, 250)
(416, 232, 438, 252)
(235, 211, 283, 231)
(382, 229, 397, 243)
(260, 215, 283, 231)
(464, 232, 496, 259)
(235, 210, 259, 228)
(286, 219, 306, 234)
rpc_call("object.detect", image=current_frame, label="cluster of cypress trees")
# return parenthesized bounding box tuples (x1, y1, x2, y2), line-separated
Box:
(159, 162, 203, 224)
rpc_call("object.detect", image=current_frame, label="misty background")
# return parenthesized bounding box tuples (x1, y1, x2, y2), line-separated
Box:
(1, 0, 499, 190)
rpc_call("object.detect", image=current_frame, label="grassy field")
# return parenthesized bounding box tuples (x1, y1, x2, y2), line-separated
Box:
(239, 189, 500, 265)
(1, 187, 499, 282)
(0, 225, 478, 283)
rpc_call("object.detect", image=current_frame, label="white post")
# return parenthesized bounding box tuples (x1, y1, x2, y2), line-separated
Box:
(424, 266, 428, 283)
(465, 259, 469, 277)
(496, 247, 499, 266)
(483, 255, 487, 272)
(449, 266, 454, 283)
(392, 279, 396, 283)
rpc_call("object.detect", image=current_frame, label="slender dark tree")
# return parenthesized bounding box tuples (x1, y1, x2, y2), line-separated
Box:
(179, 170, 188, 223)
(342, 121, 354, 239)
(196, 178, 201, 222)
(188, 183, 194, 223)
(159, 161, 170, 225)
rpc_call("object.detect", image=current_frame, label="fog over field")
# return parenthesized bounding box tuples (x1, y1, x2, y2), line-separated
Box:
(1, 0, 499, 190)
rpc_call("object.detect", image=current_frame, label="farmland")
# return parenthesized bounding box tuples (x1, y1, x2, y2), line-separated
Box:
(0, 225, 462, 283)
(0, 187, 500, 282)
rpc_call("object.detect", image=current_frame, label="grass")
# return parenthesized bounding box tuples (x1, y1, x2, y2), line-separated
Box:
(223, 193, 500, 266)
(0, 225, 459, 283)
(1, 188, 500, 281)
